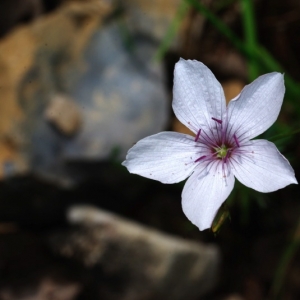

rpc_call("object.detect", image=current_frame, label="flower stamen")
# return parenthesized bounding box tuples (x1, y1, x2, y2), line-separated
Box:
(195, 129, 201, 142)
(195, 155, 206, 162)
(233, 134, 240, 147)
(201, 130, 219, 148)
(212, 117, 222, 124)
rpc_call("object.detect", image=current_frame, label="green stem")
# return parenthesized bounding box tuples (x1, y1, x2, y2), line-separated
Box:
(153, 0, 189, 61)
(240, 0, 260, 80)
(268, 128, 300, 142)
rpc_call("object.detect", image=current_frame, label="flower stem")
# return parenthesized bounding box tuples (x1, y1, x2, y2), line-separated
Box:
(153, 0, 189, 61)
(268, 128, 300, 142)
(240, 0, 260, 80)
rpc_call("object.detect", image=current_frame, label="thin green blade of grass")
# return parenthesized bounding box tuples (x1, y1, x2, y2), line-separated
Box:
(154, 0, 189, 61)
(240, 0, 260, 80)
(268, 128, 300, 143)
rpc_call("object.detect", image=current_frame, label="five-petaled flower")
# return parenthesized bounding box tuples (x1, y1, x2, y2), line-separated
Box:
(122, 59, 298, 231)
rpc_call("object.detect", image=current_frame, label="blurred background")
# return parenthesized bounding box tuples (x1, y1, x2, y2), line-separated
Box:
(0, 0, 299, 299)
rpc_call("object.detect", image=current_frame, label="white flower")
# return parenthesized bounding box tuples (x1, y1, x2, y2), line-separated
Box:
(122, 58, 298, 231)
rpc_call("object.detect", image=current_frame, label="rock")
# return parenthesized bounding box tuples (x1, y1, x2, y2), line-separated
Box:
(49, 205, 220, 300)
(64, 22, 169, 161)
(120, 0, 183, 44)
(0, 0, 169, 185)
(45, 94, 82, 136)
(0, 0, 112, 182)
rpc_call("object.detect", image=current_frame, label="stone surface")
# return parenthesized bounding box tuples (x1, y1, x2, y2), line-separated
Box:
(0, 0, 169, 184)
(45, 94, 82, 136)
(49, 205, 220, 300)
(120, 0, 183, 44)
(64, 22, 168, 161)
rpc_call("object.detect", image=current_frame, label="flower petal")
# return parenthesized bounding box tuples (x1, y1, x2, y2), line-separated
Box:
(227, 72, 285, 141)
(173, 58, 226, 134)
(231, 139, 297, 192)
(122, 132, 203, 184)
(182, 161, 235, 230)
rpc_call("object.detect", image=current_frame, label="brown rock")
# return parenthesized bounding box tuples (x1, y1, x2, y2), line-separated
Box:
(122, 0, 183, 44)
(45, 94, 82, 136)
(0, 0, 174, 185)
(0, 0, 112, 180)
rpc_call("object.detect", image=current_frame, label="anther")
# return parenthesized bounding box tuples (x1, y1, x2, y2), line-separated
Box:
(233, 134, 240, 147)
(211, 117, 222, 124)
(195, 155, 206, 163)
(195, 129, 201, 142)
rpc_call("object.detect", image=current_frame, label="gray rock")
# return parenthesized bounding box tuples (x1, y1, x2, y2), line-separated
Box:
(49, 205, 220, 300)
(0, 0, 169, 185)
(63, 23, 168, 161)
(117, 0, 183, 46)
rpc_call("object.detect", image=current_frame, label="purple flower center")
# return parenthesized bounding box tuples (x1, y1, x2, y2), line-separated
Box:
(194, 116, 241, 168)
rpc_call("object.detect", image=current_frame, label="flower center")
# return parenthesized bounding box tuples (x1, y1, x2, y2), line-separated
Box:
(194, 117, 240, 164)
(215, 145, 228, 159)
